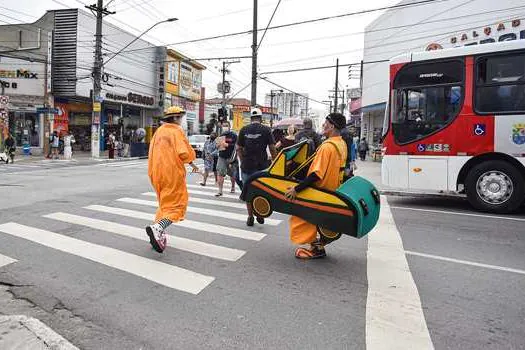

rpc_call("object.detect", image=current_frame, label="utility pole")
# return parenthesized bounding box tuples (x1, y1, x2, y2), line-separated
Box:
(251, 0, 258, 106)
(86, 0, 114, 158)
(341, 89, 345, 114)
(334, 58, 339, 114)
(219, 60, 240, 133)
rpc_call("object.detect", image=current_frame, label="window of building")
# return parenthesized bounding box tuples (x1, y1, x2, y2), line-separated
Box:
(167, 62, 179, 84)
(392, 60, 464, 144)
(475, 52, 525, 113)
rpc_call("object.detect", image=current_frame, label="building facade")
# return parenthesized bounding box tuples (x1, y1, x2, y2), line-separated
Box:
(1, 8, 167, 154)
(264, 92, 309, 118)
(162, 49, 206, 136)
(0, 12, 54, 154)
(361, 0, 525, 147)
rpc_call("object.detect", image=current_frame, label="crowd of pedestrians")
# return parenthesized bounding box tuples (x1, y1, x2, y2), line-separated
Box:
(145, 105, 363, 260)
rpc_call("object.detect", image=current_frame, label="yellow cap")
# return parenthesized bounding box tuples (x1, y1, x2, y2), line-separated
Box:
(164, 106, 186, 117)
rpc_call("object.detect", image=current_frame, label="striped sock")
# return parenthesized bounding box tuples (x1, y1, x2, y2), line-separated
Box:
(158, 219, 172, 230)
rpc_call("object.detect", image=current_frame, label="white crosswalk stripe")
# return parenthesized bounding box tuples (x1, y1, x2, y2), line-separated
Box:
(0, 222, 214, 295)
(85, 205, 266, 241)
(44, 212, 245, 261)
(0, 253, 17, 268)
(129, 195, 245, 210)
(184, 186, 240, 199)
(115, 197, 281, 225)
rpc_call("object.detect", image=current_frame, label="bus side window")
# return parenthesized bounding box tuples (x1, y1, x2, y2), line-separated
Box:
(475, 52, 525, 113)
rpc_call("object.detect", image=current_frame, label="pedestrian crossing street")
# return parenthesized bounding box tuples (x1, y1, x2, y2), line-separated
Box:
(0, 182, 281, 295)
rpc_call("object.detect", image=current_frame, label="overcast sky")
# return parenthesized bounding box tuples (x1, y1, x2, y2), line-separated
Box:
(1, 0, 399, 113)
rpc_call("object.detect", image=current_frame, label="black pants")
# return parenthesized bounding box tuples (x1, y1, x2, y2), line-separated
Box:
(359, 150, 366, 161)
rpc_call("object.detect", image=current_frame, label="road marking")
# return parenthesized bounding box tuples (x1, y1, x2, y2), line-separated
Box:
(405, 250, 525, 276)
(389, 206, 525, 222)
(366, 199, 434, 349)
(0, 222, 214, 295)
(116, 197, 281, 225)
(105, 161, 145, 167)
(44, 212, 245, 262)
(126, 195, 244, 210)
(185, 186, 240, 199)
(0, 253, 17, 268)
(85, 205, 266, 241)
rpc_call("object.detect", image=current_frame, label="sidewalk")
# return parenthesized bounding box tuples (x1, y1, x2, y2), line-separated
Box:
(11, 151, 147, 165)
(0, 315, 78, 349)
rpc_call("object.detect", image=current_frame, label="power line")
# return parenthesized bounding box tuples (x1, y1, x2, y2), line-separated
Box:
(166, 0, 451, 47)
(118, 0, 451, 54)
(257, 0, 282, 52)
(260, 77, 329, 106)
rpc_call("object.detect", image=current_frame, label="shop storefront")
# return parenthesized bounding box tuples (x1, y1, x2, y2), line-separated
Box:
(0, 56, 46, 154)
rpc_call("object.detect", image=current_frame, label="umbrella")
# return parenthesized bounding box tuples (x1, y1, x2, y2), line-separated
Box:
(272, 118, 303, 129)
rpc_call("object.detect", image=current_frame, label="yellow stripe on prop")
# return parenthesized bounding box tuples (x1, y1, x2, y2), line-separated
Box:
(257, 178, 347, 207)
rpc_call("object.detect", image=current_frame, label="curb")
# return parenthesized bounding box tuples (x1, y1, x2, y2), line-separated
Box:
(0, 315, 78, 349)
(380, 189, 466, 199)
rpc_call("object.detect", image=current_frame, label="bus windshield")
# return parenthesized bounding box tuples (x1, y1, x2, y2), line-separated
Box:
(391, 60, 464, 144)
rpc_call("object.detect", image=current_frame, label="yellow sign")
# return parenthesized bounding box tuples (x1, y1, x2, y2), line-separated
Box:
(93, 102, 101, 112)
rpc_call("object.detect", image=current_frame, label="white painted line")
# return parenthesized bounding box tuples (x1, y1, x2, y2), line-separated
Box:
(366, 199, 434, 349)
(44, 212, 245, 262)
(0, 253, 17, 268)
(116, 197, 281, 225)
(0, 222, 214, 295)
(389, 206, 525, 223)
(136, 195, 244, 210)
(405, 250, 525, 276)
(186, 186, 240, 199)
(85, 205, 266, 241)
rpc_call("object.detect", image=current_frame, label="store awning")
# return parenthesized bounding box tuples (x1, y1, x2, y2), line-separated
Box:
(362, 102, 386, 113)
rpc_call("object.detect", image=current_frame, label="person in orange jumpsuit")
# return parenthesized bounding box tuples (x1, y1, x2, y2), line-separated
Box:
(284, 113, 348, 259)
(146, 106, 199, 253)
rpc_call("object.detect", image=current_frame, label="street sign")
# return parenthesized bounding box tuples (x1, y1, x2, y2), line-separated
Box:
(0, 95, 9, 108)
(36, 107, 59, 114)
(217, 81, 231, 94)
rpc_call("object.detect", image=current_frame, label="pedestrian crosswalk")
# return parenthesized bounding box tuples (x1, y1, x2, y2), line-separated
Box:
(0, 181, 281, 295)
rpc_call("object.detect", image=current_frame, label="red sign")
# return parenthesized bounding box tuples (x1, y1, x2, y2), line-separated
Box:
(54, 103, 69, 134)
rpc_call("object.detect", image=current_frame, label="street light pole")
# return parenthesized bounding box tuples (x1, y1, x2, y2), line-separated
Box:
(91, 0, 104, 158)
(89, 2, 176, 158)
(251, 0, 258, 107)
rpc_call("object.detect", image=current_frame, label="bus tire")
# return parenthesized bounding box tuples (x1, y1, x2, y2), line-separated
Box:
(465, 160, 524, 214)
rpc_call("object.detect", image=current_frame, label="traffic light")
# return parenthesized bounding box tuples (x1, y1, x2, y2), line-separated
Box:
(218, 107, 227, 122)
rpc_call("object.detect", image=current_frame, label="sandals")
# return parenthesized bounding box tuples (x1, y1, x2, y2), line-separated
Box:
(295, 244, 326, 260)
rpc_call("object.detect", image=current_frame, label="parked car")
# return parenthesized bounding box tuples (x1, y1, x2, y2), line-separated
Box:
(188, 134, 207, 158)
(241, 141, 381, 241)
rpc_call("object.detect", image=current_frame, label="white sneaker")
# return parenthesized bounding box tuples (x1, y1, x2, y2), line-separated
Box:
(146, 223, 166, 253)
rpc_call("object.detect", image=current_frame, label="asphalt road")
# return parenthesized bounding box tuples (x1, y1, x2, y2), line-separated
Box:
(0, 159, 523, 349)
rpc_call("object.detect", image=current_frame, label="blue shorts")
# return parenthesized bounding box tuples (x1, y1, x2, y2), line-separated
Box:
(241, 171, 257, 184)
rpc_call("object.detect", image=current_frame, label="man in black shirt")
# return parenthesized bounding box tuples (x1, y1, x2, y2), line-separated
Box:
(237, 108, 277, 226)
(216, 121, 238, 197)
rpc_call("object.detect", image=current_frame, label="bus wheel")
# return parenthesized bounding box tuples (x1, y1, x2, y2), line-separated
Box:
(465, 161, 524, 214)
(251, 196, 273, 218)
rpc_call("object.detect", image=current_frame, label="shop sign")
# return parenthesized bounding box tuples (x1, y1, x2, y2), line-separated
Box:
(93, 102, 101, 112)
(179, 63, 193, 100)
(0, 57, 45, 96)
(105, 92, 155, 106)
(0, 69, 38, 79)
(447, 19, 525, 47)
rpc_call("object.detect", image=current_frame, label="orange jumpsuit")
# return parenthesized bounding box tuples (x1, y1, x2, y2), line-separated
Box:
(148, 123, 196, 223)
(289, 136, 347, 244)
